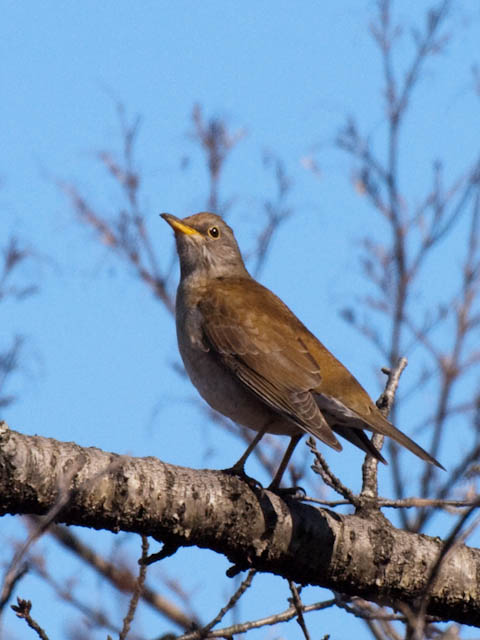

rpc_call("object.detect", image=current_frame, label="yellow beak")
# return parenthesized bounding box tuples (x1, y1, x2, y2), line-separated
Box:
(161, 213, 200, 236)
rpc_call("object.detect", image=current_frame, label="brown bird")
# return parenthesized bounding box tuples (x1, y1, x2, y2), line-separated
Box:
(162, 212, 443, 487)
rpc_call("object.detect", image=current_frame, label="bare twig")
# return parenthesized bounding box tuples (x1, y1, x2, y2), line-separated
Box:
(412, 441, 480, 532)
(409, 498, 480, 638)
(28, 552, 125, 637)
(360, 358, 408, 501)
(0, 459, 82, 611)
(179, 569, 256, 640)
(250, 153, 293, 277)
(44, 523, 198, 629)
(118, 535, 149, 640)
(288, 582, 311, 640)
(322, 0, 480, 542)
(178, 598, 336, 640)
(58, 178, 175, 313)
(11, 598, 49, 640)
(302, 496, 480, 510)
(191, 104, 245, 213)
(0, 237, 37, 301)
(334, 594, 407, 623)
(308, 437, 359, 506)
(0, 336, 24, 409)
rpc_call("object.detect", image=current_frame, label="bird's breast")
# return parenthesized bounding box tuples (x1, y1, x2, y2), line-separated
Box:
(174, 286, 297, 437)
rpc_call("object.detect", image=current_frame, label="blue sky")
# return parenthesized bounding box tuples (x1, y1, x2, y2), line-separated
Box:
(2, 2, 480, 639)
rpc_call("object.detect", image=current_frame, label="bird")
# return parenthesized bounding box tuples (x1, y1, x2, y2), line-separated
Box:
(161, 211, 443, 488)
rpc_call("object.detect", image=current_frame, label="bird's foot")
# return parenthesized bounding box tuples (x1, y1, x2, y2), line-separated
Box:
(222, 465, 263, 490)
(267, 484, 306, 499)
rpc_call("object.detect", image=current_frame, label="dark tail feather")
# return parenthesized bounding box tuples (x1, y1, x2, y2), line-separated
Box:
(386, 422, 445, 470)
(331, 424, 387, 464)
(365, 413, 445, 470)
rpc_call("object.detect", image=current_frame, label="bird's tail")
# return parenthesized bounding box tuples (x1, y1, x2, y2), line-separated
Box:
(331, 423, 387, 464)
(366, 412, 445, 470)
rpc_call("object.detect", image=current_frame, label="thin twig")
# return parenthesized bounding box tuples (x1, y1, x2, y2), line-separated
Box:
(44, 523, 198, 629)
(178, 569, 256, 640)
(288, 582, 311, 640)
(178, 598, 336, 640)
(0, 459, 83, 610)
(191, 104, 245, 213)
(11, 598, 49, 640)
(360, 358, 408, 501)
(308, 437, 359, 506)
(28, 552, 125, 637)
(251, 153, 293, 277)
(118, 535, 149, 640)
(334, 594, 407, 623)
(302, 496, 479, 510)
(413, 498, 480, 633)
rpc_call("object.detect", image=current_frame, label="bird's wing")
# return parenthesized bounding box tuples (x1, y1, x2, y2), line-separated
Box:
(200, 277, 444, 469)
(199, 278, 342, 450)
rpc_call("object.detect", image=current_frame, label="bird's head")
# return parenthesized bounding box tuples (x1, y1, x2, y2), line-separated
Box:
(161, 212, 249, 279)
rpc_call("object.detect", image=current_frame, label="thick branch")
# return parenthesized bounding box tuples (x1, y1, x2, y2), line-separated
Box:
(0, 422, 479, 627)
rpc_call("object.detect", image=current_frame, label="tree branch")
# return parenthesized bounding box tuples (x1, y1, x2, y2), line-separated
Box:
(1, 422, 479, 627)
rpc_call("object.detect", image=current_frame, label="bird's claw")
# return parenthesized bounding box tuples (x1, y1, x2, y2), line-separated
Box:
(222, 465, 263, 490)
(267, 484, 306, 499)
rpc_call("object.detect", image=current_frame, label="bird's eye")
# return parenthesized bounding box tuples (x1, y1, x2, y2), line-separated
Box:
(208, 226, 220, 238)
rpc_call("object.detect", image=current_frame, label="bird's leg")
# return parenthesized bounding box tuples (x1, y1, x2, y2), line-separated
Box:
(228, 427, 268, 475)
(223, 425, 274, 488)
(268, 434, 302, 491)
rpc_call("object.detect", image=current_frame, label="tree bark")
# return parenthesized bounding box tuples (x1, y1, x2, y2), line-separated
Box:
(1, 421, 478, 626)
